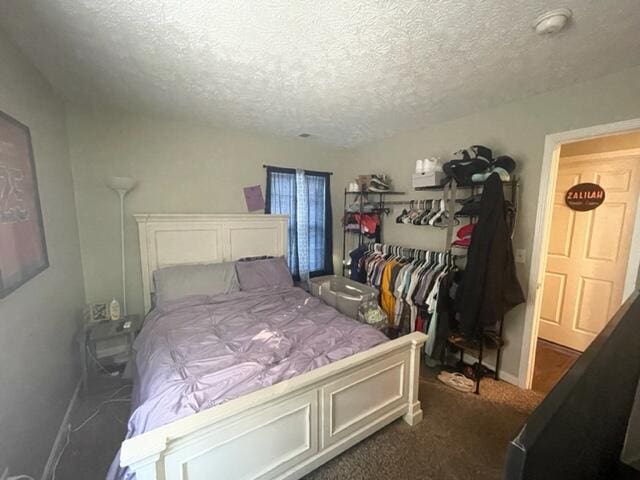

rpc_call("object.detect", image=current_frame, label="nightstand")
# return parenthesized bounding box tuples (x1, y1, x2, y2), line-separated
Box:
(79, 314, 143, 394)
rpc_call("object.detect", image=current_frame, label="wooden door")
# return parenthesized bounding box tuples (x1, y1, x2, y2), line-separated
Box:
(539, 154, 640, 351)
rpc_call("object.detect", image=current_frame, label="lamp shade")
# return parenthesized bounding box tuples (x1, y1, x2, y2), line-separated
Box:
(107, 176, 137, 193)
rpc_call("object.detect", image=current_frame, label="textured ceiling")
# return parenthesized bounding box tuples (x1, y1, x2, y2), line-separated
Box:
(1, 1, 640, 146)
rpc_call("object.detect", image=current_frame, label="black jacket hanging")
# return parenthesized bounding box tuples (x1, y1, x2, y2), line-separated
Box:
(456, 173, 525, 339)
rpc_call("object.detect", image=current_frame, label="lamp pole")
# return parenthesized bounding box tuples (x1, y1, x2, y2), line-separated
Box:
(107, 176, 137, 316)
(117, 188, 127, 315)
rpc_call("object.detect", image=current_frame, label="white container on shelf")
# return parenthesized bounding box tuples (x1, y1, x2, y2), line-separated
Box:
(412, 171, 445, 188)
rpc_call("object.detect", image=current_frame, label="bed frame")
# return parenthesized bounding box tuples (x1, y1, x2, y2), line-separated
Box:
(122, 213, 427, 480)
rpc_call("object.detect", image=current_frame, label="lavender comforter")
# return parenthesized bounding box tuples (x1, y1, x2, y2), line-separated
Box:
(108, 287, 387, 480)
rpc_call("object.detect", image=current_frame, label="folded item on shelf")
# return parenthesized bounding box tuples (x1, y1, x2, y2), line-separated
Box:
(457, 195, 483, 216)
(452, 223, 476, 247)
(458, 195, 513, 217)
(443, 146, 493, 185)
(415, 157, 442, 174)
(346, 194, 376, 213)
(343, 212, 380, 235)
(347, 181, 360, 192)
(471, 155, 516, 183)
(453, 145, 493, 163)
(494, 155, 516, 173)
(356, 213, 380, 234)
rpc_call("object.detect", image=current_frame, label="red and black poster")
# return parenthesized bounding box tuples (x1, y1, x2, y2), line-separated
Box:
(0, 111, 48, 298)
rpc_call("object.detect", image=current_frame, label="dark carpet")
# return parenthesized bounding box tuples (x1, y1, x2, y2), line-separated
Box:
(55, 369, 542, 480)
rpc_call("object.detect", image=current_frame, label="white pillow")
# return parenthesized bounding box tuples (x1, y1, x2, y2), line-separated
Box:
(153, 262, 240, 305)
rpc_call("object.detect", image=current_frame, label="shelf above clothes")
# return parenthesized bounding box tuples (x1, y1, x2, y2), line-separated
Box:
(447, 332, 505, 357)
(344, 190, 406, 195)
(414, 178, 518, 191)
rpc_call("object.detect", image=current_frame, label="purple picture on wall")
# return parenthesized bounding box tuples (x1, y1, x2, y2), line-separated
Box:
(0, 110, 48, 298)
(243, 185, 265, 211)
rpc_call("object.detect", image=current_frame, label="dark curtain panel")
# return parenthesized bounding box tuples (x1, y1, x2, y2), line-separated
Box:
(265, 166, 333, 278)
(265, 167, 299, 275)
(306, 172, 333, 276)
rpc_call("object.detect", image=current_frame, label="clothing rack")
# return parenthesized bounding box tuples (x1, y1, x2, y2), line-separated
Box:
(363, 242, 500, 396)
(357, 241, 460, 333)
(440, 177, 518, 394)
(344, 177, 519, 395)
(366, 242, 456, 262)
(341, 189, 405, 276)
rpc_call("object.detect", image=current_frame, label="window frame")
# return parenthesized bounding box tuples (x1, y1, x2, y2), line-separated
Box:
(265, 166, 333, 279)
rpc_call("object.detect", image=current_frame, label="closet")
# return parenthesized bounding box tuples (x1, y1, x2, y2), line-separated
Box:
(343, 176, 521, 394)
(342, 178, 519, 262)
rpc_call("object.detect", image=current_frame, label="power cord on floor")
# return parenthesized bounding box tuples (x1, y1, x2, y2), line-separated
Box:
(50, 384, 132, 480)
(85, 342, 120, 376)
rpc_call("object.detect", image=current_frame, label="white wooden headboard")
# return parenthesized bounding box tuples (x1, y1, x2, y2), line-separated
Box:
(135, 214, 289, 313)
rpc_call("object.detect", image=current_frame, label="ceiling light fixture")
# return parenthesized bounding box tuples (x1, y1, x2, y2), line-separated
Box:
(533, 8, 572, 35)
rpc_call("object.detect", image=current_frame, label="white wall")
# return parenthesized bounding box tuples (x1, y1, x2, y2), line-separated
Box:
(66, 106, 345, 314)
(335, 65, 640, 382)
(0, 31, 85, 476)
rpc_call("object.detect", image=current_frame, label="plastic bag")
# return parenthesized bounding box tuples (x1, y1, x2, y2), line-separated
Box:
(357, 298, 388, 329)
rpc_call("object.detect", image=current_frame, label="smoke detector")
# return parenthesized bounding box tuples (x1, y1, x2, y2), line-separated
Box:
(533, 8, 572, 34)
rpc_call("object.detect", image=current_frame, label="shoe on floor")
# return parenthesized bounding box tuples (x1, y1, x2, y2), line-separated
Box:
(437, 371, 475, 393)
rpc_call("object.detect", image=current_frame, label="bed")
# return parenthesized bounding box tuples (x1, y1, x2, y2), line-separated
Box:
(117, 213, 427, 480)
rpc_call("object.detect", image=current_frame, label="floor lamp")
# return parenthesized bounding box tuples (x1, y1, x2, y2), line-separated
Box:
(107, 176, 137, 316)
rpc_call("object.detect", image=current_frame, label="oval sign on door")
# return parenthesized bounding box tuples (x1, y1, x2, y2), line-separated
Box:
(565, 183, 606, 211)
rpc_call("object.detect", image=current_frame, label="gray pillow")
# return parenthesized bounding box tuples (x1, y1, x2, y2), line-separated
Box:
(235, 256, 293, 291)
(153, 262, 240, 305)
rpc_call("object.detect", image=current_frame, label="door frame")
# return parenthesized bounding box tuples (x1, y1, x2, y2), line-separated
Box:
(518, 118, 640, 389)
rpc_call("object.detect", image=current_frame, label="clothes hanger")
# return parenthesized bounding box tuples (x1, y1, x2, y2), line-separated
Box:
(428, 199, 445, 226)
(412, 200, 425, 225)
(417, 200, 433, 225)
(405, 202, 414, 224)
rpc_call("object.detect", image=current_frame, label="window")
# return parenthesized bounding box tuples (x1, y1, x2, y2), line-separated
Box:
(265, 167, 333, 280)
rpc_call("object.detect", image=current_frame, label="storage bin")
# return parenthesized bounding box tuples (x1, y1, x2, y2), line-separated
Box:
(412, 171, 445, 188)
(308, 275, 378, 320)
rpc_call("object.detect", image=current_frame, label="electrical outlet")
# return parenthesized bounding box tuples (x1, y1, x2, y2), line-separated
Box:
(1, 467, 9, 480)
(515, 248, 526, 264)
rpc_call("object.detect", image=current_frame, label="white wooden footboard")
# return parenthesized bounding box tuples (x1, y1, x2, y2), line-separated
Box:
(120, 332, 427, 480)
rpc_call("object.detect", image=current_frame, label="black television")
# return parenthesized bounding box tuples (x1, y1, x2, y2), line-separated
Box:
(504, 291, 640, 480)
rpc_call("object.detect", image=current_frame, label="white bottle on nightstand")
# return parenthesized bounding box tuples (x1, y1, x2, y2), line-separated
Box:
(109, 298, 121, 321)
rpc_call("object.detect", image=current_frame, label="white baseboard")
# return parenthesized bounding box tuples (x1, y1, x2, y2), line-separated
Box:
(40, 378, 81, 480)
(462, 352, 519, 386)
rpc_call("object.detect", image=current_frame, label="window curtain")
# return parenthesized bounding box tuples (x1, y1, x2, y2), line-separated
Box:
(265, 166, 333, 280)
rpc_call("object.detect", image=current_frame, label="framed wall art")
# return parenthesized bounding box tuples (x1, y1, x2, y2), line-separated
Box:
(0, 110, 48, 299)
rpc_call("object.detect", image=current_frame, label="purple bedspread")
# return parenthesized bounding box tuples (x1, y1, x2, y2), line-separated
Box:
(108, 287, 387, 480)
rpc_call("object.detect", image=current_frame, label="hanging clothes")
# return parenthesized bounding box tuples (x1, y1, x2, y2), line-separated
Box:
(380, 259, 399, 325)
(456, 173, 525, 340)
(348, 245, 368, 282)
(357, 244, 461, 346)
